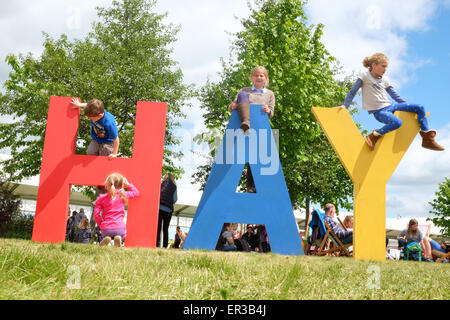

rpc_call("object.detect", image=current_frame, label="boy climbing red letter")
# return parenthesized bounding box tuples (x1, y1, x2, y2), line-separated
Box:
(32, 96, 166, 247)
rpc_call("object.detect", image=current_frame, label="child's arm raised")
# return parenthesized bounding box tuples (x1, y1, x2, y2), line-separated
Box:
(71, 98, 87, 109)
(124, 183, 140, 199)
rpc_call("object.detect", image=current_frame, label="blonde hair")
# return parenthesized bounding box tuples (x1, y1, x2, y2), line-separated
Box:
(251, 66, 269, 87)
(104, 173, 127, 203)
(363, 53, 389, 71)
(343, 215, 353, 229)
(78, 217, 90, 230)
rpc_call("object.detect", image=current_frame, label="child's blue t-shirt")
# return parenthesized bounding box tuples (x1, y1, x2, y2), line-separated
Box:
(90, 110, 119, 144)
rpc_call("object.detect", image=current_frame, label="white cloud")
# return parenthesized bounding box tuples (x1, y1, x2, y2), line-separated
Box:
(304, 0, 450, 219)
(153, 1, 250, 190)
(0, 0, 112, 86)
(390, 123, 450, 186)
(1, 0, 448, 219)
(304, 0, 439, 87)
(154, 0, 250, 87)
(386, 123, 450, 217)
(0, 1, 249, 191)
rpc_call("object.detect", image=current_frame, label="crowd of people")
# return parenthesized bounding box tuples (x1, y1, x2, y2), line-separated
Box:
(304, 203, 449, 263)
(396, 218, 449, 262)
(214, 223, 271, 253)
(66, 207, 97, 244)
(65, 196, 449, 264)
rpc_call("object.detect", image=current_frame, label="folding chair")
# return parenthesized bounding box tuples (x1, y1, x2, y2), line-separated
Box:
(417, 224, 431, 238)
(321, 221, 352, 257)
(301, 211, 313, 250)
(432, 250, 449, 263)
(306, 209, 352, 257)
(305, 209, 326, 255)
(337, 217, 347, 231)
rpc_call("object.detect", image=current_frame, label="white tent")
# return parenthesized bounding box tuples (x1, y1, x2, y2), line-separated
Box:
(2, 152, 444, 239)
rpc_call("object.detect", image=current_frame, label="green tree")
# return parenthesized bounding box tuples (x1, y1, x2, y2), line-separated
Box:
(428, 177, 450, 237)
(193, 0, 355, 221)
(0, 0, 192, 183)
(0, 177, 22, 236)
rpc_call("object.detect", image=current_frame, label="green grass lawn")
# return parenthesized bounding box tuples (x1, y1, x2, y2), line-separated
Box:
(0, 238, 448, 300)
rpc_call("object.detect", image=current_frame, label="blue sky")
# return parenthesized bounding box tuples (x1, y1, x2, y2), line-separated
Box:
(304, 0, 450, 219)
(350, 3, 450, 131)
(0, 0, 449, 221)
(401, 7, 450, 129)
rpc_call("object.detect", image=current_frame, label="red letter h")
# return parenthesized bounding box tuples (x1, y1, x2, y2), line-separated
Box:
(32, 96, 166, 247)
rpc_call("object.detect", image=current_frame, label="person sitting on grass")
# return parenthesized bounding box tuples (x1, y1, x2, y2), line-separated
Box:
(397, 219, 434, 262)
(215, 223, 237, 252)
(430, 239, 449, 255)
(241, 225, 259, 252)
(172, 226, 183, 249)
(175, 227, 188, 250)
(430, 240, 449, 262)
(77, 217, 92, 244)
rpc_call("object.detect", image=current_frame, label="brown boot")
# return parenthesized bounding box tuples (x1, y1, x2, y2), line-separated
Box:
(420, 130, 445, 151)
(364, 131, 381, 150)
(237, 102, 250, 133)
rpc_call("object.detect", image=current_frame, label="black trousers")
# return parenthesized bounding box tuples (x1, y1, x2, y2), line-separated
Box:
(157, 210, 173, 248)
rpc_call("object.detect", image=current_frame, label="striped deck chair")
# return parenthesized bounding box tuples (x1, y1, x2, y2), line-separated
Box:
(321, 220, 352, 257)
(432, 250, 449, 263)
(306, 209, 352, 257)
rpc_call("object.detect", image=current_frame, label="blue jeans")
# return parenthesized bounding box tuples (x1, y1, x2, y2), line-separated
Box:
(372, 103, 429, 135)
(430, 239, 447, 254)
(340, 234, 353, 245)
(222, 244, 237, 251)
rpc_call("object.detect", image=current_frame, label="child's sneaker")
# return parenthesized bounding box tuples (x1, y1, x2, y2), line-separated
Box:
(114, 235, 122, 247)
(99, 236, 112, 247)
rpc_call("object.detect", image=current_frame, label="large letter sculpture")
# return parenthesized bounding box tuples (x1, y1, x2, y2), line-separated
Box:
(184, 105, 303, 255)
(32, 96, 166, 247)
(312, 107, 421, 261)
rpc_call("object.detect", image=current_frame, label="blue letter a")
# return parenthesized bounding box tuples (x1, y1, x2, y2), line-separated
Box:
(184, 105, 303, 255)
